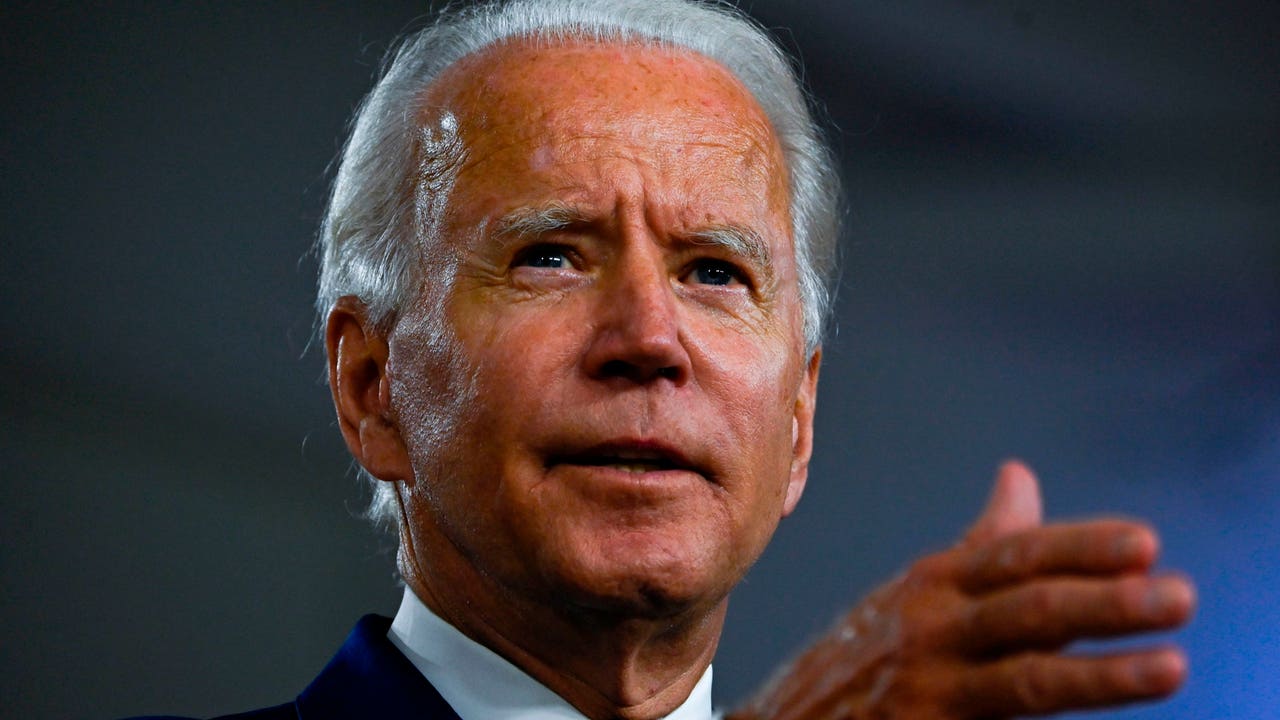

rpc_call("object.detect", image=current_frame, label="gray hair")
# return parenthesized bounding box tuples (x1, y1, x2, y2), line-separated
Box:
(316, 0, 841, 525)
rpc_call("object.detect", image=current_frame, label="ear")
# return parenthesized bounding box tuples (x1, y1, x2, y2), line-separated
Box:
(325, 296, 413, 483)
(782, 347, 821, 517)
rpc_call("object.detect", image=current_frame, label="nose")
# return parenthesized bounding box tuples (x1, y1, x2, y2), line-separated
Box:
(583, 254, 692, 385)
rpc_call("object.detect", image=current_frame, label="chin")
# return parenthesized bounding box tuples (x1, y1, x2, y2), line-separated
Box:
(544, 531, 740, 620)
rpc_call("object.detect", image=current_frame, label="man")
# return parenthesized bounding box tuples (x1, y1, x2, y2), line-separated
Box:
(138, 1, 1193, 718)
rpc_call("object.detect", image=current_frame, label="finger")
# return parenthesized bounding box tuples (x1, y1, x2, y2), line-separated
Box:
(958, 520, 1161, 593)
(958, 646, 1188, 717)
(961, 573, 1196, 653)
(963, 460, 1043, 546)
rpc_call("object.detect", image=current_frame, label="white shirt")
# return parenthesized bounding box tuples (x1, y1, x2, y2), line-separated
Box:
(388, 587, 715, 720)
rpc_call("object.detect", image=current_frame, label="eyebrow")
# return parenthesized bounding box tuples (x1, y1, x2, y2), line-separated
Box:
(494, 203, 591, 239)
(688, 225, 773, 272)
(493, 204, 775, 278)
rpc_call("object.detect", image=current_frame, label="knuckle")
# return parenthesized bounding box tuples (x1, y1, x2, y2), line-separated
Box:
(1011, 654, 1057, 714)
(1115, 576, 1151, 623)
(906, 552, 951, 583)
(1024, 583, 1057, 618)
(999, 538, 1034, 575)
(897, 610, 941, 653)
(969, 535, 1038, 589)
(872, 663, 948, 718)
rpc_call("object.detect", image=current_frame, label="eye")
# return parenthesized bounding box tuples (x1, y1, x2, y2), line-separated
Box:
(687, 258, 744, 287)
(513, 244, 573, 269)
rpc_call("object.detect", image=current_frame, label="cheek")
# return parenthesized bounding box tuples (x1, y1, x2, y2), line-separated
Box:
(388, 308, 482, 482)
(395, 296, 584, 485)
(454, 292, 586, 388)
(699, 331, 803, 479)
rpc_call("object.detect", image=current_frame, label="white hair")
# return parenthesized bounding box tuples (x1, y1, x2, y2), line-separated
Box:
(316, 0, 842, 525)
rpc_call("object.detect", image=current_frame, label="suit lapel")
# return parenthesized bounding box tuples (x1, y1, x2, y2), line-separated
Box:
(295, 615, 462, 720)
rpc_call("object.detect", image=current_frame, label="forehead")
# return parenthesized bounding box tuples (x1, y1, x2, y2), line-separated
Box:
(420, 38, 790, 225)
(429, 37, 769, 132)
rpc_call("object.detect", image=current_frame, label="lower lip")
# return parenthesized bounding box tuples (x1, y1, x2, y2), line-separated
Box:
(551, 463, 708, 495)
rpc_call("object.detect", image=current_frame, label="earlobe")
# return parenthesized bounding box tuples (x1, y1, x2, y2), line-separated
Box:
(783, 348, 821, 517)
(326, 297, 413, 483)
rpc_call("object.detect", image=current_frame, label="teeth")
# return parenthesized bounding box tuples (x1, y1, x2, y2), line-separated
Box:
(605, 462, 666, 473)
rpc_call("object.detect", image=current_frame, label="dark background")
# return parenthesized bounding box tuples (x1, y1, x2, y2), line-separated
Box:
(3, 1, 1276, 718)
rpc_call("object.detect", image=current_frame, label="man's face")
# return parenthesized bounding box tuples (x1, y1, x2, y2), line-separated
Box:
(385, 39, 819, 618)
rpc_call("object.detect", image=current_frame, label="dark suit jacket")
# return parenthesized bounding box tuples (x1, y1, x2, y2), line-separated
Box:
(130, 615, 462, 720)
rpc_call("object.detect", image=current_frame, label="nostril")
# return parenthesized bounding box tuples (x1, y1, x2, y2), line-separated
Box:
(599, 359, 632, 378)
(595, 359, 683, 384)
(599, 358, 645, 381)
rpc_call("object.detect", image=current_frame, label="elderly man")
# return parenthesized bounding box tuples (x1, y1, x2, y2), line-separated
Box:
(134, 1, 1192, 718)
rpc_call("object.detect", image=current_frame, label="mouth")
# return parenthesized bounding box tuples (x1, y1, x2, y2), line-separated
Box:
(547, 440, 706, 479)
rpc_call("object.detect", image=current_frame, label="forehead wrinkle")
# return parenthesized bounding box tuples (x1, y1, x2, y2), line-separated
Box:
(457, 129, 654, 187)
(422, 37, 793, 262)
(432, 43, 786, 193)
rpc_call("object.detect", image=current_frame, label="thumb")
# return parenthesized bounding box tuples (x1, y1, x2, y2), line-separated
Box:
(962, 459, 1043, 546)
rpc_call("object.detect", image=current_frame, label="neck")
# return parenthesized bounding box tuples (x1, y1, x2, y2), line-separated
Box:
(398, 541, 724, 720)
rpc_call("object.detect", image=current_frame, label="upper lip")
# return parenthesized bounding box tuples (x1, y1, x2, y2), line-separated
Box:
(548, 439, 702, 475)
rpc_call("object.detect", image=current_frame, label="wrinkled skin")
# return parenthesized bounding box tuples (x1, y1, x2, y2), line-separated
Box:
(728, 461, 1195, 719)
(328, 39, 817, 719)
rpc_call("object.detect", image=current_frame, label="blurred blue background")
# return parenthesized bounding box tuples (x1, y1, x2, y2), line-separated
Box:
(2, 1, 1275, 718)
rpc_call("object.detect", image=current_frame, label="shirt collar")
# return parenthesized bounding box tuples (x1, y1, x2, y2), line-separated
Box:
(388, 586, 715, 720)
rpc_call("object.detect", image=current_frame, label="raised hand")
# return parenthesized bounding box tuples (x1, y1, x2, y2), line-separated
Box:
(729, 461, 1195, 719)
